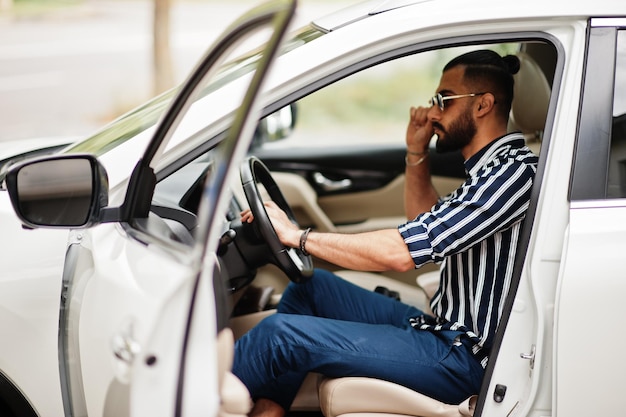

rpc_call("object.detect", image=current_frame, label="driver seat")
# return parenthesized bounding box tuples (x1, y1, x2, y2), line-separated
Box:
(319, 378, 476, 417)
(317, 50, 552, 417)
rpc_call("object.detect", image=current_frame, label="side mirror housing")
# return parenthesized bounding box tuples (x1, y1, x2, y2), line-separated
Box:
(5, 154, 109, 229)
(251, 103, 297, 148)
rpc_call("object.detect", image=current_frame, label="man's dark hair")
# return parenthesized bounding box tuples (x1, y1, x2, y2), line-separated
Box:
(444, 50, 520, 121)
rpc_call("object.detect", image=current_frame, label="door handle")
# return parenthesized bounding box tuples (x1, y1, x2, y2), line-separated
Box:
(112, 332, 141, 364)
(312, 172, 352, 192)
(520, 344, 536, 369)
(111, 320, 142, 383)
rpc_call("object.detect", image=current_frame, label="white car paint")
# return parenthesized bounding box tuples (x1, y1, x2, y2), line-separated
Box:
(0, 209, 66, 416)
(0, 136, 77, 417)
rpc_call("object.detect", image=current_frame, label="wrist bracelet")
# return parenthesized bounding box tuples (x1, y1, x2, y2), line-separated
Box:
(299, 227, 312, 256)
(405, 153, 428, 167)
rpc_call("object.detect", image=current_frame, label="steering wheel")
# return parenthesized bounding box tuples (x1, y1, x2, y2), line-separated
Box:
(240, 156, 313, 283)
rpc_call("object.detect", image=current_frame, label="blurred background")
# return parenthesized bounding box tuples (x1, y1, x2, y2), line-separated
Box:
(0, 0, 347, 144)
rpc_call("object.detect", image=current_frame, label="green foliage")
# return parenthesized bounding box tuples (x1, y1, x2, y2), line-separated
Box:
(299, 69, 431, 128)
(10, 0, 83, 16)
(297, 44, 521, 130)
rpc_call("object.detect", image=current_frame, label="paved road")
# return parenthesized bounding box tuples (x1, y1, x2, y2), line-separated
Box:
(0, 0, 346, 143)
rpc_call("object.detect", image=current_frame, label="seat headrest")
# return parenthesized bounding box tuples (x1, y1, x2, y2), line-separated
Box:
(509, 52, 551, 140)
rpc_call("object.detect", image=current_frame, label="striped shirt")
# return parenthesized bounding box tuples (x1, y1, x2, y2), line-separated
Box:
(398, 132, 537, 368)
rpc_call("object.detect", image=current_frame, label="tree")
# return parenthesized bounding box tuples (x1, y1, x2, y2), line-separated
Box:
(0, 0, 13, 13)
(153, 0, 174, 95)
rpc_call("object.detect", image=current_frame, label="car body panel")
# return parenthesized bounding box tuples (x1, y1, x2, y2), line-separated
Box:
(0, 137, 77, 417)
(555, 202, 626, 416)
(552, 21, 626, 417)
(0, 219, 66, 416)
(0, 137, 75, 179)
(65, 224, 196, 416)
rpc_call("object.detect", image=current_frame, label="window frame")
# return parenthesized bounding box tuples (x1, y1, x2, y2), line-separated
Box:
(570, 24, 619, 201)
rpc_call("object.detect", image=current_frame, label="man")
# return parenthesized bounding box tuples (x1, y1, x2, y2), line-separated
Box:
(234, 50, 538, 417)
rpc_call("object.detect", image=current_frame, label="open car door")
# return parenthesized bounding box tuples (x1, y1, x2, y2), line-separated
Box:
(5, 1, 295, 416)
(138, 1, 297, 415)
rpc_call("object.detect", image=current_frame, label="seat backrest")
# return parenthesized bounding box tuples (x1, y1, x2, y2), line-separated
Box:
(508, 51, 551, 143)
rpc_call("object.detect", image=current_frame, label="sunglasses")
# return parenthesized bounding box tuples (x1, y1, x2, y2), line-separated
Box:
(429, 92, 486, 111)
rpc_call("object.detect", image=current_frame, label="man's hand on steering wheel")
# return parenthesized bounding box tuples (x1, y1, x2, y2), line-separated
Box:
(241, 201, 300, 249)
(240, 156, 313, 282)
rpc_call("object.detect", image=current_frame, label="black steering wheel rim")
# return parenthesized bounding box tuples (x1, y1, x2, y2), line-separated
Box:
(240, 156, 313, 283)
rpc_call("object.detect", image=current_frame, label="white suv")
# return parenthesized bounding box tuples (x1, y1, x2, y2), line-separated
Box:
(2, 0, 626, 416)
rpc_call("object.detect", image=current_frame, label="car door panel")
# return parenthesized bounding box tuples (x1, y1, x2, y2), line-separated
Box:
(555, 204, 626, 416)
(254, 145, 465, 231)
(554, 24, 626, 417)
(39, 2, 298, 416)
(55, 224, 193, 417)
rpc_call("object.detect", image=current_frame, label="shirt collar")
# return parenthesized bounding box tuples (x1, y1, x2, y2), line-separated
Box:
(464, 132, 526, 177)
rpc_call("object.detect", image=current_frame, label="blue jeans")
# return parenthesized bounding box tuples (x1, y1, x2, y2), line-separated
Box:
(232, 269, 484, 410)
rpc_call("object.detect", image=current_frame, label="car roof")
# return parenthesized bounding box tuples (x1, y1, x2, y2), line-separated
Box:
(313, 0, 626, 32)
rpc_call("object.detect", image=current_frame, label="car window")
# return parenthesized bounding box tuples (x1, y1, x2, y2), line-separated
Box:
(607, 30, 626, 198)
(258, 43, 522, 150)
(56, 26, 324, 193)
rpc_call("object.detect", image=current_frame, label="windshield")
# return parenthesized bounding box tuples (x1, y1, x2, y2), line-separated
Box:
(64, 26, 324, 159)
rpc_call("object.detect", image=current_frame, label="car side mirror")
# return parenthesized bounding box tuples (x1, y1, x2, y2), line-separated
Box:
(251, 103, 298, 148)
(5, 154, 109, 228)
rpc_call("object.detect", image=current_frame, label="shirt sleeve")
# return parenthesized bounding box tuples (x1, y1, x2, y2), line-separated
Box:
(398, 158, 535, 268)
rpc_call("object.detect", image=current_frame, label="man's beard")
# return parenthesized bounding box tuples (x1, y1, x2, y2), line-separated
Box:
(434, 108, 476, 153)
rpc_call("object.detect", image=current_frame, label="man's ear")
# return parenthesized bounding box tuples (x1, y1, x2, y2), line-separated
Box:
(475, 93, 495, 117)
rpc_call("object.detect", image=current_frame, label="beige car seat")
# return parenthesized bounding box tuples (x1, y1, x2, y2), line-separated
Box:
(509, 51, 552, 147)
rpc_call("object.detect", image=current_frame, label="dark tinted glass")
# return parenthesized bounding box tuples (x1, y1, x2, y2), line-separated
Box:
(17, 158, 93, 226)
(607, 31, 626, 198)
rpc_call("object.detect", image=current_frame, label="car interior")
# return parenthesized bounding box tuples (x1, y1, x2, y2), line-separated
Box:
(149, 40, 557, 417)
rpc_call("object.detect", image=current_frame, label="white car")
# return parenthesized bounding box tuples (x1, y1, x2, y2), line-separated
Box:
(2, 0, 626, 416)
(0, 136, 78, 416)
